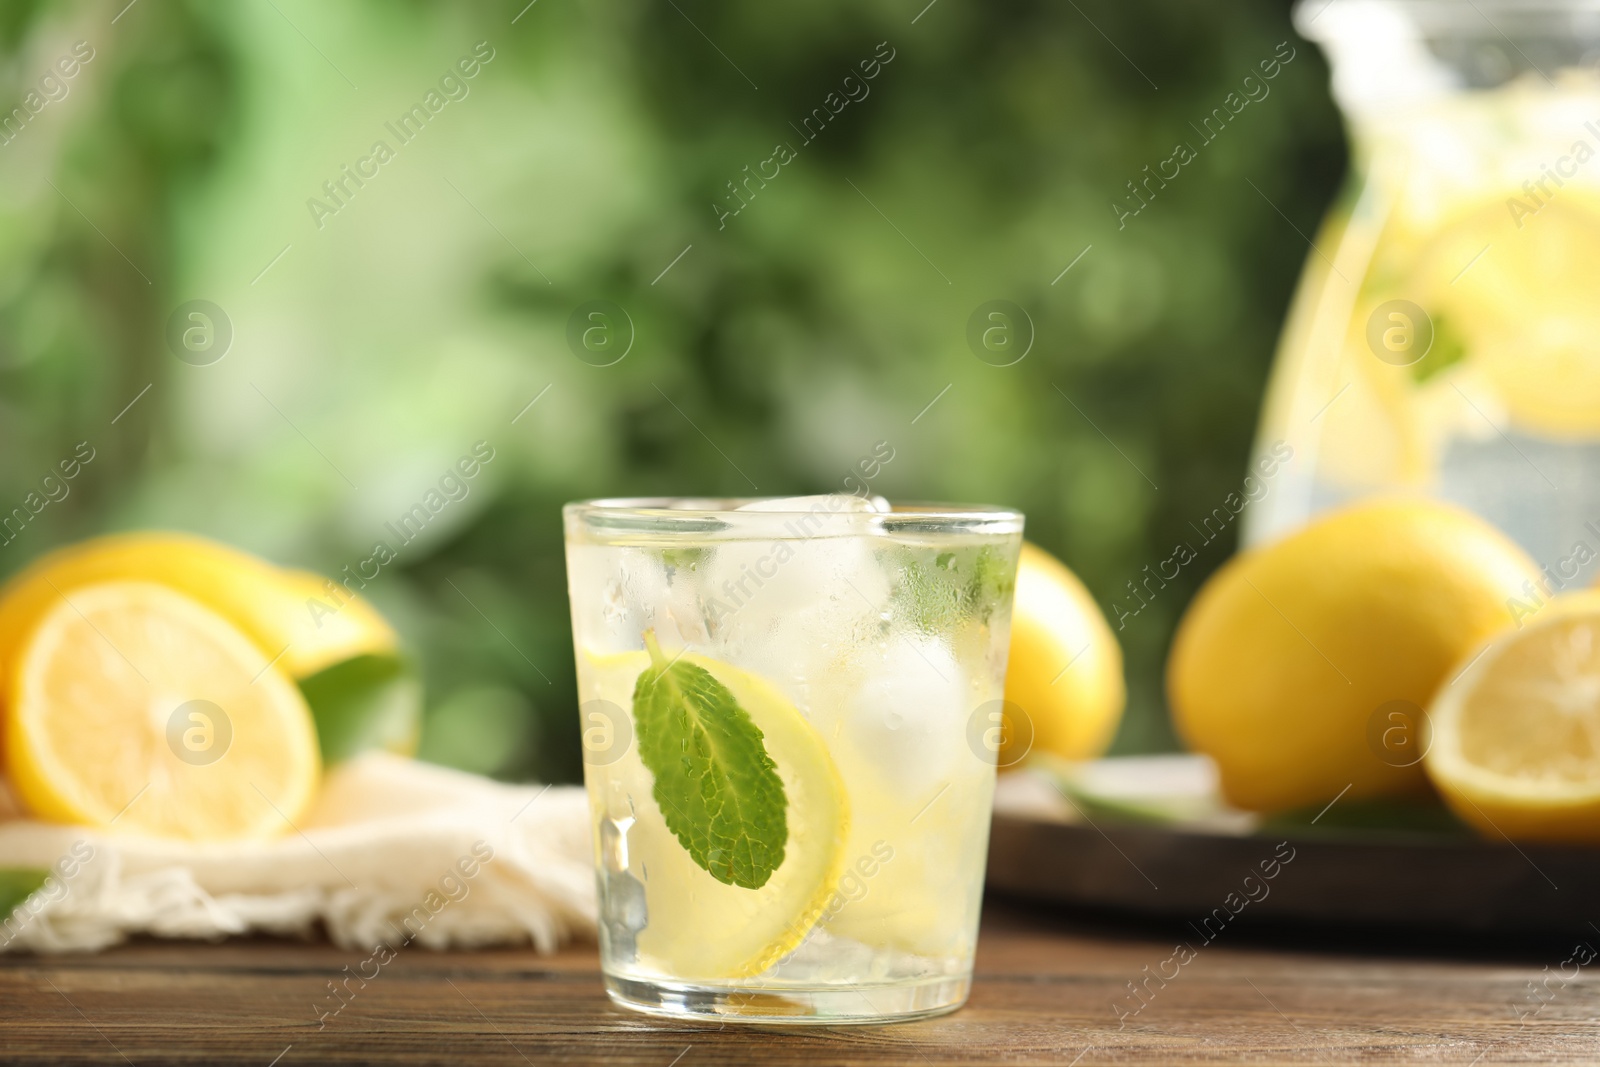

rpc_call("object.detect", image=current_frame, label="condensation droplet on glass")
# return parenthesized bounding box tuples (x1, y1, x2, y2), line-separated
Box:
(602, 577, 627, 626)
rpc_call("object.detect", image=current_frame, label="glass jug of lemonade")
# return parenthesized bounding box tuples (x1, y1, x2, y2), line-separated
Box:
(1246, 0, 1600, 591)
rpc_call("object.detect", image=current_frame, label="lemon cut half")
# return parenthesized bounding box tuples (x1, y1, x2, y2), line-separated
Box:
(5, 581, 321, 841)
(580, 648, 848, 979)
(1427, 594, 1600, 843)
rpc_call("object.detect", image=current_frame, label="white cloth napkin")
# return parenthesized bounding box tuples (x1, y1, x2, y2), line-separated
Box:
(0, 753, 596, 954)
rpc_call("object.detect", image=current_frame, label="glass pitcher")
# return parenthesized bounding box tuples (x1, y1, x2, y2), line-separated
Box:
(1245, 0, 1600, 588)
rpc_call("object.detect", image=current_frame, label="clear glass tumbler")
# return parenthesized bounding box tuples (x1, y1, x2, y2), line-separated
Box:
(563, 496, 1023, 1023)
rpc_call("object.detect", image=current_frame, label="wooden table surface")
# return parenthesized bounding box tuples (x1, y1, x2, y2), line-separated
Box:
(3, 897, 1596, 1066)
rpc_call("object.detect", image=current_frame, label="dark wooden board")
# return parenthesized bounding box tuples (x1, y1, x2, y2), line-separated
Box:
(2, 901, 1597, 1065)
(986, 811, 1599, 936)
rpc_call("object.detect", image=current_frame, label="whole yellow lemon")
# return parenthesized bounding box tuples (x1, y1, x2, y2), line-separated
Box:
(1168, 498, 1539, 812)
(1000, 542, 1124, 767)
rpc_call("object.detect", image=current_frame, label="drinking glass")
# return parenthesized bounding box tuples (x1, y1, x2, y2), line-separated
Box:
(563, 496, 1023, 1022)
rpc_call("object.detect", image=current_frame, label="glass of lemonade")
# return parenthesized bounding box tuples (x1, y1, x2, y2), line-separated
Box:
(563, 495, 1023, 1023)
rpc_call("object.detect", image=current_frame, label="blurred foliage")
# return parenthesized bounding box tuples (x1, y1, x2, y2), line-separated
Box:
(0, 0, 1343, 782)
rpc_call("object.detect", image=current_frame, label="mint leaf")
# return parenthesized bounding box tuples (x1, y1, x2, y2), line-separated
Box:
(299, 653, 422, 764)
(0, 868, 50, 924)
(1411, 310, 1467, 384)
(1264, 797, 1472, 837)
(631, 631, 787, 889)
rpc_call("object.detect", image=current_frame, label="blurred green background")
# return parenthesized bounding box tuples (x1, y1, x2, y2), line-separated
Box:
(0, 0, 1343, 783)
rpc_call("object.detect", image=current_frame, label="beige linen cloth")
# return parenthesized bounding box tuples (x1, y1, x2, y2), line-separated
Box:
(0, 753, 596, 954)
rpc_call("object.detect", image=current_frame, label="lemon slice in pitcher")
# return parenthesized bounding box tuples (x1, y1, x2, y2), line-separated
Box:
(5, 581, 321, 840)
(1414, 199, 1600, 436)
(580, 645, 848, 978)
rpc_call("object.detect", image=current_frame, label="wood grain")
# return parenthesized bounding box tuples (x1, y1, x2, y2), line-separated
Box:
(2, 899, 1597, 1065)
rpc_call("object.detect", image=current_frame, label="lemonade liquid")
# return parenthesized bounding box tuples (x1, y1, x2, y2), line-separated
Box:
(563, 497, 1022, 1022)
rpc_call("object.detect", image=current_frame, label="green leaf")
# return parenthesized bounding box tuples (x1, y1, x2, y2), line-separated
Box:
(416, 686, 536, 779)
(299, 653, 423, 764)
(1411, 311, 1468, 384)
(1264, 797, 1473, 837)
(631, 631, 787, 889)
(659, 547, 710, 576)
(0, 868, 50, 924)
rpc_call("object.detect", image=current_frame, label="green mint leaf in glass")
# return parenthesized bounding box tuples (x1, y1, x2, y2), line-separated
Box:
(631, 630, 788, 889)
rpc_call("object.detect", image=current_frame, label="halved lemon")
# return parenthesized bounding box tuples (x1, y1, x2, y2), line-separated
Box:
(5, 581, 321, 840)
(0, 532, 397, 685)
(578, 648, 848, 978)
(263, 566, 401, 678)
(1426, 593, 1600, 843)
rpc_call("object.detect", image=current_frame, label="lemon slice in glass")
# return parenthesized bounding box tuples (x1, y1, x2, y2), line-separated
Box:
(579, 648, 848, 979)
(1426, 593, 1600, 843)
(5, 581, 321, 840)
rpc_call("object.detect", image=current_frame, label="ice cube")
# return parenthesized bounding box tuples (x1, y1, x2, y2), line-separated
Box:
(845, 636, 970, 797)
(693, 495, 891, 706)
(568, 544, 707, 653)
(737, 494, 889, 514)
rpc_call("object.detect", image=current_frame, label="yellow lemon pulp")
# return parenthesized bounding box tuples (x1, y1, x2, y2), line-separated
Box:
(1427, 593, 1600, 843)
(1418, 198, 1600, 438)
(1311, 189, 1600, 494)
(5, 581, 321, 841)
(1000, 541, 1124, 767)
(579, 648, 848, 979)
(1169, 498, 1540, 812)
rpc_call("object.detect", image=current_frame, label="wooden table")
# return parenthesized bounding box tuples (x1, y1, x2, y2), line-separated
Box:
(3, 897, 1596, 1065)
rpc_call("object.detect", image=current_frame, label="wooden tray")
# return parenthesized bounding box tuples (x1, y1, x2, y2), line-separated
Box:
(985, 760, 1600, 937)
